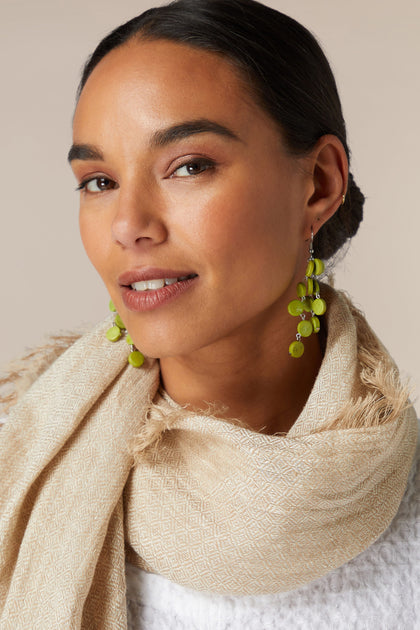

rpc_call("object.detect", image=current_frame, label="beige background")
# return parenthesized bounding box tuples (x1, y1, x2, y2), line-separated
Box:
(1, 0, 418, 413)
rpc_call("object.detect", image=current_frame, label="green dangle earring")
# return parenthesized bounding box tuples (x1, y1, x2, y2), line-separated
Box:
(287, 229, 327, 358)
(106, 300, 145, 367)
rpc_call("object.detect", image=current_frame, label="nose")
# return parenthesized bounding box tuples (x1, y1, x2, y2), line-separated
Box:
(111, 185, 167, 248)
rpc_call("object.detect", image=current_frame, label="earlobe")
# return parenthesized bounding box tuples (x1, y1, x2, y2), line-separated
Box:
(305, 135, 348, 237)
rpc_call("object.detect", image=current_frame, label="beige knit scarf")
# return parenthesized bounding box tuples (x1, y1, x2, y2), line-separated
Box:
(0, 288, 417, 629)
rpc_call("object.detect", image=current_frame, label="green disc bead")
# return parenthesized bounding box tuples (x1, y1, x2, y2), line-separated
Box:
(297, 320, 313, 337)
(314, 258, 325, 276)
(314, 279, 320, 294)
(288, 299, 304, 316)
(305, 260, 314, 277)
(296, 282, 307, 298)
(106, 326, 122, 342)
(114, 314, 126, 330)
(302, 297, 313, 312)
(126, 334, 133, 345)
(128, 350, 145, 368)
(311, 316, 321, 333)
(109, 300, 116, 313)
(289, 340, 304, 358)
(312, 298, 327, 316)
(306, 277, 314, 295)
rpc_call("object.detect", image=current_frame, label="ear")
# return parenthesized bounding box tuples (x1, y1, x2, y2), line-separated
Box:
(303, 135, 348, 240)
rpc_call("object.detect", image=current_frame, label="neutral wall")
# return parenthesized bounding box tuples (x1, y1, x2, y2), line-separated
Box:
(1, 0, 418, 412)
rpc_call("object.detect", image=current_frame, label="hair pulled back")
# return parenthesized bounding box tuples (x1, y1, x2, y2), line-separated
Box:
(78, 0, 364, 259)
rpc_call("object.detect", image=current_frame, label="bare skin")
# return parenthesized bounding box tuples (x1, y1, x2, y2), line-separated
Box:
(70, 39, 347, 434)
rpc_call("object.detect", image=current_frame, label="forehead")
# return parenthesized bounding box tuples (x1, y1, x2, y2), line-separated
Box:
(73, 39, 270, 138)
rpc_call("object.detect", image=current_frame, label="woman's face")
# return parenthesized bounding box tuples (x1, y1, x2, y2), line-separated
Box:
(71, 39, 312, 359)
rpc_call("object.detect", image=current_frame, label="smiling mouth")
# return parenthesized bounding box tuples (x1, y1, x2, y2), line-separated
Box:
(130, 274, 198, 291)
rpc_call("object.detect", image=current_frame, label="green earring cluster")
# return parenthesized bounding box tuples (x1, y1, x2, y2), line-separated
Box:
(287, 256, 327, 358)
(106, 300, 145, 368)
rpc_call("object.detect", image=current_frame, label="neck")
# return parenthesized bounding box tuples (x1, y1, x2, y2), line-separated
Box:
(159, 309, 323, 435)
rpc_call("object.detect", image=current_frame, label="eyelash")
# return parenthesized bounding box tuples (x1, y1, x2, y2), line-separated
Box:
(76, 158, 216, 194)
(76, 177, 117, 193)
(170, 158, 216, 178)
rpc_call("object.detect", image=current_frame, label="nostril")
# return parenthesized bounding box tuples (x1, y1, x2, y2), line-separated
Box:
(111, 211, 167, 248)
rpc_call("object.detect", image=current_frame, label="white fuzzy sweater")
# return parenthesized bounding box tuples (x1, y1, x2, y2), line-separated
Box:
(125, 420, 420, 630)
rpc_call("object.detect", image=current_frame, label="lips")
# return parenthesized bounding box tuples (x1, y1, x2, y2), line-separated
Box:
(119, 267, 198, 312)
(131, 275, 197, 292)
(118, 267, 197, 287)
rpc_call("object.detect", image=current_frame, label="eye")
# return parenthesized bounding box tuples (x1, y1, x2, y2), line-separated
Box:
(77, 176, 118, 193)
(171, 159, 215, 178)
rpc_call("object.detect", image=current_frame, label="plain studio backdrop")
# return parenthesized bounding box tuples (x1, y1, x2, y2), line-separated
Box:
(0, 0, 418, 414)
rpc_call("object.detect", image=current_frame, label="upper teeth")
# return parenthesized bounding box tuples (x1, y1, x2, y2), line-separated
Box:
(131, 277, 190, 291)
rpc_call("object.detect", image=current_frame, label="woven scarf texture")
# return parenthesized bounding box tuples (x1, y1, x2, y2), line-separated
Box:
(0, 287, 417, 629)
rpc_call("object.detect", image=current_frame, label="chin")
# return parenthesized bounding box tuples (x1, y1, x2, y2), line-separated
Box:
(128, 333, 196, 361)
(127, 322, 225, 361)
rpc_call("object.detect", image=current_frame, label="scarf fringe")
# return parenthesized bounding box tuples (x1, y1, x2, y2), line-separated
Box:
(130, 398, 248, 465)
(0, 334, 81, 414)
(323, 300, 411, 431)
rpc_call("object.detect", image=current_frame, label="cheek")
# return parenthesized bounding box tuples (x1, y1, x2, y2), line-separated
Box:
(190, 178, 300, 275)
(196, 181, 305, 319)
(79, 210, 111, 280)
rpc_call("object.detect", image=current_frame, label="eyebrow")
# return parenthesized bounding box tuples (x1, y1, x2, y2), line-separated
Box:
(151, 119, 241, 147)
(67, 144, 104, 163)
(67, 118, 241, 163)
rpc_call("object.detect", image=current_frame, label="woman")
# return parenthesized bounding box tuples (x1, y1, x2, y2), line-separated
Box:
(1, 1, 418, 628)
